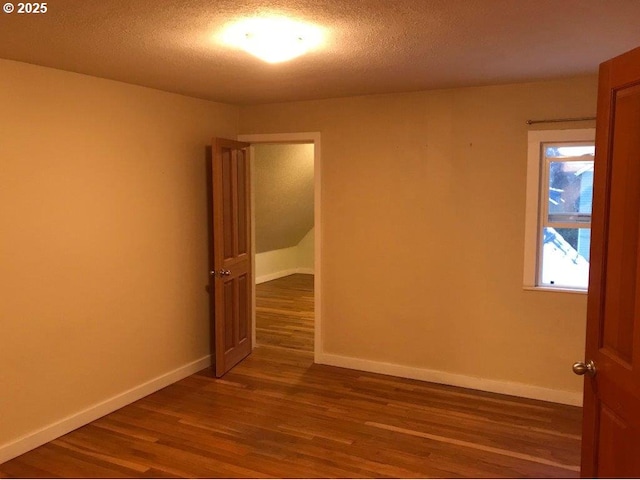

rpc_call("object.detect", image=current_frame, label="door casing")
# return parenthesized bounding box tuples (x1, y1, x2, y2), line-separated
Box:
(237, 132, 322, 361)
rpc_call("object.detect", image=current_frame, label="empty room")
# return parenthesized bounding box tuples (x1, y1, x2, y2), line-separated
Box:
(1, 1, 639, 477)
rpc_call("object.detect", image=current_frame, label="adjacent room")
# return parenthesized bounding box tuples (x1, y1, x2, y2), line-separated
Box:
(1, 0, 639, 477)
(253, 143, 315, 352)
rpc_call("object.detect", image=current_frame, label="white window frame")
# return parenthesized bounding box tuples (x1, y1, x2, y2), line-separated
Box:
(523, 128, 595, 293)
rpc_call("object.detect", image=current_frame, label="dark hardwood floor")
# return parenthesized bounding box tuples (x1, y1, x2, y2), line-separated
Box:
(256, 274, 314, 352)
(0, 274, 582, 478)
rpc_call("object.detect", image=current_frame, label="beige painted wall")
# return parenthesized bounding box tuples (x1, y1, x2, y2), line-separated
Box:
(240, 76, 598, 395)
(254, 143, 314, 253)
(296, 227, 315, 271)
(255, 246, 299, 281)
(0, 59, 238, 447)
(255, 227, 315, 282)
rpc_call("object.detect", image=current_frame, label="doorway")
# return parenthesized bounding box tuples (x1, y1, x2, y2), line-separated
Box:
(237, 132, 322, 360)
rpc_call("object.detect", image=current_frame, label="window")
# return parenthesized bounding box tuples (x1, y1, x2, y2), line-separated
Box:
(524, 129, 595, 292)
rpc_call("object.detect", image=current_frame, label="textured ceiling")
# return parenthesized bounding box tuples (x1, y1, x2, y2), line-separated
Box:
(0, 0, 639, 105)
(254, 144, 314, 253)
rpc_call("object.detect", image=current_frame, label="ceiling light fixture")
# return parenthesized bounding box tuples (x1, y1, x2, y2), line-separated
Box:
(221, 17, 324, 64)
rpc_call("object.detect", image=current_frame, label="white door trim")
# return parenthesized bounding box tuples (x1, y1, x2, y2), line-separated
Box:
(238, 132, 322, 361)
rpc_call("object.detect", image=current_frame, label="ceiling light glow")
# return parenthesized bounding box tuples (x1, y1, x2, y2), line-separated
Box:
(221, 17, 323, 63)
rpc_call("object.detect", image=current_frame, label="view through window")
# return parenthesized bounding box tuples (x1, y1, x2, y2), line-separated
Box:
(539, 143, 594, 289)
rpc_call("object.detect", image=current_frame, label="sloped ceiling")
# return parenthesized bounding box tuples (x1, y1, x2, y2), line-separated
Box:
(254, 144, 314, 253)
(0, 1, 639, 104)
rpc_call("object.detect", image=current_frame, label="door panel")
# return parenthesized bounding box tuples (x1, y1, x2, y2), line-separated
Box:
(223, 279, 235, 352)
(601, 84, 640, 364)
(238, 274, 249, 341)
(237, 150, 248, 256)
(597, 405, 636, 478)
(581, 46, 640, 477)
(209, 138, 252, 377)
(222, 148, 234, 260)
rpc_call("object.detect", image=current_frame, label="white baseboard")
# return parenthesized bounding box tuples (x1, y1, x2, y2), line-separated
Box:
(0, 355, 212, 465)
(256, 268, 314, 284)
(316, 353, 583, 407)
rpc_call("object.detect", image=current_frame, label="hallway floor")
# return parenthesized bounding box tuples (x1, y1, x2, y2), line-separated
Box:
(256, 274, 314, 352)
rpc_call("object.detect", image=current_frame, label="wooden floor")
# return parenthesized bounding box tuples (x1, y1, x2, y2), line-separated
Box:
(256, 274, 314, 352)
(0, 274, 582, 478)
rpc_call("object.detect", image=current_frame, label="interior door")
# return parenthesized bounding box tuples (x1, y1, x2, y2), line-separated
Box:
(209, 137, 252, 377)
(577, 46, 640, 477)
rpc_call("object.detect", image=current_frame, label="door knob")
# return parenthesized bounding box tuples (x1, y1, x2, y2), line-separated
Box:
(572, 360, 596, 377)
(209, 269, 231, 278)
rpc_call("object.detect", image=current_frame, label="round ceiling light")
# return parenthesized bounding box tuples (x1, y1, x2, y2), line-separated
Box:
(221, 17, 324, 63)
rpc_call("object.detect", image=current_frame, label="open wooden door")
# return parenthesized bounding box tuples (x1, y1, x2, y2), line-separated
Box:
(208, 138, 252, 377)
(578, 46, 640, 477)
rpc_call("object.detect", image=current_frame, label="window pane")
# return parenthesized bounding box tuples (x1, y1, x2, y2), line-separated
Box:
(540, 227, 590, 289)
(547, 160, 594, 223)
(545, 145, 595, 158)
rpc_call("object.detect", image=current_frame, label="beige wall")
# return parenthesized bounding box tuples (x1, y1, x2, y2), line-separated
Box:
(240, 76, 598, 395)
(255, 227, 315, 283)
(0, 59, 238, 447)
(296, 227, 315, 271)
(254, 143, 314, 253)
(255, 246, 299, 281)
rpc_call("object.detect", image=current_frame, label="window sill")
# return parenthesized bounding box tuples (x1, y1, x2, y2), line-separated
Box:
(523, 286, 588, 295)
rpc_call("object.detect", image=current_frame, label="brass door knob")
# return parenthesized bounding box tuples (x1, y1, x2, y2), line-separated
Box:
(572, 360, 596, 377)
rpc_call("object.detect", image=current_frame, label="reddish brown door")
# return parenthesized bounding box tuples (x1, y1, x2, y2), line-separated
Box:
(580, 46, 640, 477)
(209, 138, 252, 377)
